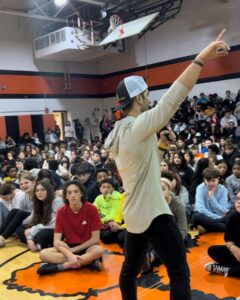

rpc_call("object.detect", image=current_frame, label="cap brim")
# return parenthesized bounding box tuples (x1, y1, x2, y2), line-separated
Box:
(112, 103, 125, 112)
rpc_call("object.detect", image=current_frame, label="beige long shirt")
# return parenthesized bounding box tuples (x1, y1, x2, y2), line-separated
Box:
(105, 81, 189, 233)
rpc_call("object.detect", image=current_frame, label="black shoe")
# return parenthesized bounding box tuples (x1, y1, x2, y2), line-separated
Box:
(37, 263, 59, 275)
(88, 259, 102, 271)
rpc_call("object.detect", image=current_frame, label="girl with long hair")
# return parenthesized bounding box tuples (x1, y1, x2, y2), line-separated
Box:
(16, 179, 63, 251)
(171, 151, 194, 191)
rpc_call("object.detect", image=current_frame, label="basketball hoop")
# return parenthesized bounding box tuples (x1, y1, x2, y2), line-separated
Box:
(108, 14, 123, 34)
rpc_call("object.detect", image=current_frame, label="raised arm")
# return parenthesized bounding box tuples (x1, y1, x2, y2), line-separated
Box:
(132, 30, 230, 142)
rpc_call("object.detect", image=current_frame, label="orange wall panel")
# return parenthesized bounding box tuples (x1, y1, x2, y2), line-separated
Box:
(18, 115, 33, 137)
(43, 114, 55, 133)
(0, 117, 7, 140)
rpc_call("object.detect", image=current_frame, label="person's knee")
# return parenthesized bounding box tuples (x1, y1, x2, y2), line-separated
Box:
(39, 249, 50, 262)
(100, 231, 115, 244)
(95, 245, 104, 258)
(191, 213, 198, 225)
(207, 245, 216, 257)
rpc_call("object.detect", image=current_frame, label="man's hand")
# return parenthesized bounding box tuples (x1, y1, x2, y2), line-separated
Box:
(159, 130, 170, 145)
(196, 29, 230, 64)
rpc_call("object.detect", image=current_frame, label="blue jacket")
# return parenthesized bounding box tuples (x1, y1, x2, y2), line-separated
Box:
(194, 182, 229, 219)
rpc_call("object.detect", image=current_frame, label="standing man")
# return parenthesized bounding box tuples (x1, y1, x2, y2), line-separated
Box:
(105, 30, 230, 300)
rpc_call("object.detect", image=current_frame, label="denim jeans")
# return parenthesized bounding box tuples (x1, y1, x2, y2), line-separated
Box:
(119, 214, 191, 300)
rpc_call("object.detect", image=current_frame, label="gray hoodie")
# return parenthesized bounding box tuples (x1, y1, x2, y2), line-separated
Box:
(105, 80, 189, 233)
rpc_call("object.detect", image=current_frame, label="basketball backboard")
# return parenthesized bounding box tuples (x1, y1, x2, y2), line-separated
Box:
(99, 12, 159, 46)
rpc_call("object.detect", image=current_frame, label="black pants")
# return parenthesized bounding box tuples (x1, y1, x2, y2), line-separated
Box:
(16, 225, 54, 250)
(119, 214, 191, 300)
(208, 245, 240, 278)
(100, 229, 126, 248)
(0, 209, 30, 239)
(191, 212, 229, 232)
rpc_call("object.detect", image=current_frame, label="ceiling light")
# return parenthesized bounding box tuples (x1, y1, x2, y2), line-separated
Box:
(54, 0, 68, 6)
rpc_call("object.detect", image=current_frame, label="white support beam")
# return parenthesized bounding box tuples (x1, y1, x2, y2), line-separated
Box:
(29, 0, 56, 13)
(32, 0, 48, 16)
(0, 9, 66, 23)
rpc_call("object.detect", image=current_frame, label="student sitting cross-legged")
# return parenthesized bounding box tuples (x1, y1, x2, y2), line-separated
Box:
(205, 193, 240, 277)
(93, 178, 122, 244)
(37, 180, 104, 275)
(191, 167, 230, 234)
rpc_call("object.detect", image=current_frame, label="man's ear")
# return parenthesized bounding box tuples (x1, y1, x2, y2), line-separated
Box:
(135, 95, 142, 105)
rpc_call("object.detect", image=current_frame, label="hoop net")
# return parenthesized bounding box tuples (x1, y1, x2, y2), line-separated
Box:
(108, 14, 123, 34)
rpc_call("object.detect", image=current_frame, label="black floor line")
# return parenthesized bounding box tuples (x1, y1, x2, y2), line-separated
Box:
(0, 249, 29, 268)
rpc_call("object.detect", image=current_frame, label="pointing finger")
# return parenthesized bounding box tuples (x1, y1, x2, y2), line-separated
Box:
(216, 29, 226, 41)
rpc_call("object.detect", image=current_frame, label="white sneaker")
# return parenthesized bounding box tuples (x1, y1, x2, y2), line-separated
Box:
(205, 262, 229, 277)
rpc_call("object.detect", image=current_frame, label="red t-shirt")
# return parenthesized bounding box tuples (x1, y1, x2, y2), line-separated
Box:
(55, 202, 101, 244)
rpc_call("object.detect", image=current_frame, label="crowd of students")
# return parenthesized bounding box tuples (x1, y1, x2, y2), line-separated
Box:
(0, 88, 239, 279)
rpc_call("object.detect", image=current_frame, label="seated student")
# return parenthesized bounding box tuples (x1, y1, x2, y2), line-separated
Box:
(171, 151, 194, 191)
(104, 160, 123, 191)
(214, 159, 229, 184)
(222, 140, 240, 168)
(161, 173, 189, 243)
(191, 167, 230, 234)
(205, 193, 240, 278)
(93, 178, 122, 244)
(75, 165, 99, 203)
(16, 179, 63, 251)
(94, 168, 117, 199)
(37, 180, 104, 275)
(0, 172, 34, 247)
(109, 192, 126, 248)
(15, 158, 24, 174)
(0, 184, 26, 227)
(96, 168, 108, 185)
(190, 144, 205, 161)
(160, 159, 171, 172)
(225, 162, 240, 207)
(3, 165, 18, 186)
(170, 171, 189, 210)
(88, 150, 104, 172)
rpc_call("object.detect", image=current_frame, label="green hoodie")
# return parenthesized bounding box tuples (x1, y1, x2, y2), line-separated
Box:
(93, 190, 122, 224)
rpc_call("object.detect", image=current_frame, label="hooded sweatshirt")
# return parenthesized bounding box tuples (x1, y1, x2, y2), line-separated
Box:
(104, 80, 189, 233)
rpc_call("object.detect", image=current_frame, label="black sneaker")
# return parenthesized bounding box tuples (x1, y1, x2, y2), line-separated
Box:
(205, 262, 230, 277)
(88, 259, 102, 271)
(37, 263, 59, 276)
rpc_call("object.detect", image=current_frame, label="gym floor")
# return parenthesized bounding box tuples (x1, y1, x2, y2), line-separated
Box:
(0, 232, 238, 300)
